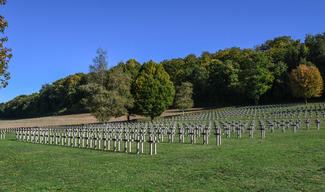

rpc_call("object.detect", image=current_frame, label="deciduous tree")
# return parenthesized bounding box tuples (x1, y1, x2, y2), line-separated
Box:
(174, 82, 194, 115)
(305, 32, 325, 76)
(132, 60, 175, 120)
(289, 64, 323, 104)
(119, 59, 142, 121)
(81, 49, 133, 122)
(0, 0, 12, 88)
(243, 54, 275, 105)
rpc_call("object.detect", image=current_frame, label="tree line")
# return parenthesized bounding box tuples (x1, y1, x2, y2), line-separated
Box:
(1, 32, 325, 120)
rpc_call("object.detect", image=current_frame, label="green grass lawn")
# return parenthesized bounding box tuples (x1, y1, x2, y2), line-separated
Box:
(1, 126, 324, 191)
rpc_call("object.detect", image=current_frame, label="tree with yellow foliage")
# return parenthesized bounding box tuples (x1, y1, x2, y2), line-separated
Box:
(289, 64, 323, 104)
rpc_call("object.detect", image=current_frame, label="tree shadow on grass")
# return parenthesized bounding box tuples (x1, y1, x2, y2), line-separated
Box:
(318, 167, 325, 172)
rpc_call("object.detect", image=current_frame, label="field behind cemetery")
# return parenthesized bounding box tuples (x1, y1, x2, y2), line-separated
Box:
(0, 104, 325, 191)
(0, 108, 211, 129)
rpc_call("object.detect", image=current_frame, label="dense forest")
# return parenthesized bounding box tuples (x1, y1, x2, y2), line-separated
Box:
(1, 32, 325, 119)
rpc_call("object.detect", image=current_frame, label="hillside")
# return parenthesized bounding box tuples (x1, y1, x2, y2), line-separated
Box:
(0, 107, 210, 128)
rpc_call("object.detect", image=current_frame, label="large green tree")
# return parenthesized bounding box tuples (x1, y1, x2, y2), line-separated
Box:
(105, 65, 133, 120)
(174, 82, 194, 115)
(162, 58, 186, 86)
(305, 33, 325, 75)
(81, 49, 133, 122)
(81, 48, 109, 122)
(255, 36, 304, 70)
(0, 0, 11, 88)
(192, 52, 211, 104)
(209, 59, 243, 104)
(243, 53, 275, 105)
(123, 59, 142, 80)
(132, 60, 175, 120)
(254, 36, 307, 103)
(119, 59, 141, 121)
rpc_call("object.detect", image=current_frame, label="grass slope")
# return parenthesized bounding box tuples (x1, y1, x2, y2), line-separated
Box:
(0, 128, 324, 191)
(0, 108, 210, 128)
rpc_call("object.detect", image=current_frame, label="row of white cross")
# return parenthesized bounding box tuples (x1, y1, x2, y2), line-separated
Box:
(1, 103, 323, 155)
(14, 128, 159, 155)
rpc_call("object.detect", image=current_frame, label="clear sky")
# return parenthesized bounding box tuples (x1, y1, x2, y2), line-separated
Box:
(0, 0, 324, 103)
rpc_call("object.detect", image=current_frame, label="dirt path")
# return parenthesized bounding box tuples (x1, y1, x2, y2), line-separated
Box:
(0, 108, 213, 128)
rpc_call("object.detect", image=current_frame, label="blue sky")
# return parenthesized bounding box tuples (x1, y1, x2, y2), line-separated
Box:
(0, 0, 324, 103)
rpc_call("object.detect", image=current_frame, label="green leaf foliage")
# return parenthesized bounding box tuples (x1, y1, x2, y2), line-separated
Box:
(81, 61, 133, 123)
(305, 32, 325, 77)
(243, 53, 275, 105)
(132, 60, 175, 120)
(0, 73, 87, 118)
(3, 32, 325, 118)
(118, 59, 142, 120)
(174, 82, 194, 115)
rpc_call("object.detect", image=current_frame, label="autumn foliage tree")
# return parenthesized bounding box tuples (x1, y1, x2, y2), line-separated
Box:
(289, 64, 323, 104)
(0, 0, 12, 88)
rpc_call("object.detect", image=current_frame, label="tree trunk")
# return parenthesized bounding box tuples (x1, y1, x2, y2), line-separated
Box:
(255, 98, 259, 106)
(127, 115, 130, 122)
(305, 98, 307, 105)
(182, 110, 184, 116)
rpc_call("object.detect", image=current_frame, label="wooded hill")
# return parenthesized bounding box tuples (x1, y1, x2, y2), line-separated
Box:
(1, 32, 325, 119)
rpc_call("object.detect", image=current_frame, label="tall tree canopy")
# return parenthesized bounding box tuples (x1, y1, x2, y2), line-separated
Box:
(39, 73, 87, 114)
(119, 59, 141, 121)
(162, 58, 186, 86)
(305, 32, 325, 83)
(3, 32, 325, 119)
(174, 82, 194, 115)
(243, 53, 275, 105)
(81, 48, 109, 122)
(81, 48, 133, 123)
(0, 0, 12, 89)
(103, 65, 133, 120)
(289, 64, 323, 104)
(132, 60, 175, 120)
(0, 73, 87, 118)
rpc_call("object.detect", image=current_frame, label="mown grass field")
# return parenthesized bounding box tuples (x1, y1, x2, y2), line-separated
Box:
(1, 125, 324, 191)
